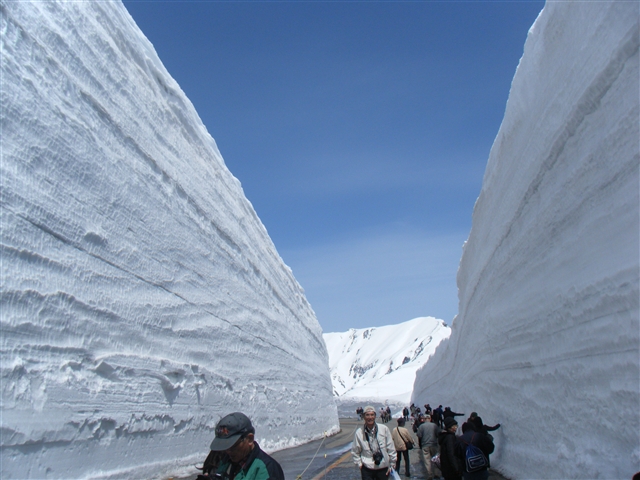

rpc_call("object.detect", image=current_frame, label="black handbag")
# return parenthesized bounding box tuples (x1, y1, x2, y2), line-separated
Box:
(398, 429, 414, 450)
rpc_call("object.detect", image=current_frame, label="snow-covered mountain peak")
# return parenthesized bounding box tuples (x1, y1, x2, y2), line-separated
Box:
(324, 317, 450, 403)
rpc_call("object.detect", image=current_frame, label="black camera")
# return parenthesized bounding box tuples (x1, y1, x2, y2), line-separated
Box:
(372, 451, 383, 466)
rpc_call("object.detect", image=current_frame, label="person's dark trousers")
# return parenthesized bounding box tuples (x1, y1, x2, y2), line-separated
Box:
(395, 450, 410, 476)
(360, 465, 390, 480)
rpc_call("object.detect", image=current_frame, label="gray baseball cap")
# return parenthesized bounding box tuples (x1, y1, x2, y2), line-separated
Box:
(209, 412, 255, 451)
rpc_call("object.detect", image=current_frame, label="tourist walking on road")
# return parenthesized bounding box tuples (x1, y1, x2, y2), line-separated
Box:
(352, 406, 397, 480)
(462, 412, 501, 436)
(391, 417, 413, 477)
(458, 417, 495, 480)
(412, 413, 425, 433)
(438, 417, 464, 480)
(432, 405, 444, 428)
(416, 414, 441, 480)
(461, 412, 477, 434)
(442, 407, 465, 422)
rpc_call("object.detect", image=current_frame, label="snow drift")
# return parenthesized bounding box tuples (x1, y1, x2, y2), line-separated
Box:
(412, 2, 639, 479)
(324, 317, 450, 404)
(0, 2, 337, 479)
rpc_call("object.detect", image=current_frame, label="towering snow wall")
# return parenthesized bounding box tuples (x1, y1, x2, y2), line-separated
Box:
(0, 2, 338, 478)
(412, 2, 639, 479)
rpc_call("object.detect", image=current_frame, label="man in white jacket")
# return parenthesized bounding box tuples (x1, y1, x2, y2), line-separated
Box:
(352, 405, 397, 479)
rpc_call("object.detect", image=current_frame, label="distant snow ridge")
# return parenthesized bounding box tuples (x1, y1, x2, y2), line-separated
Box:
(413, 3, 639, 480)
(0, 2, 337, 479)
(324, 317, 450, 404)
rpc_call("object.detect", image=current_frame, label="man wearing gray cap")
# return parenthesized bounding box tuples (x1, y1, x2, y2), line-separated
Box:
(207, 412, 284, 480)
(352, 405, 397, 479)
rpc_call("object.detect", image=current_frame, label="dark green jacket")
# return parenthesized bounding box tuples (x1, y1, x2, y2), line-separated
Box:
(216, 442, 284, 480)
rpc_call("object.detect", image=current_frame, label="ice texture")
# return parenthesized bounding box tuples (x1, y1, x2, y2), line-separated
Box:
(412, 2, 639, 479)
(0, 2, 338, 478)
(324, 317, 450, 404)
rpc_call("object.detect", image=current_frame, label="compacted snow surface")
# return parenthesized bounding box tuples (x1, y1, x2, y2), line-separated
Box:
(0, 2, 338, 479)
(324, 317, 450, 404)
(412, 3, 639, 479)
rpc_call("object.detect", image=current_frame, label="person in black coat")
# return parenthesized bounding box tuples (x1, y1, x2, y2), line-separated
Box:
(461, 412, 477, 435)
(442, 407, 465, 421)
(432, 405, 444, 428)
(438, 417, 464, 480)
(461, 412, 500, 435)
(412, 414, 425, 433)
(458, 417, 495, 480)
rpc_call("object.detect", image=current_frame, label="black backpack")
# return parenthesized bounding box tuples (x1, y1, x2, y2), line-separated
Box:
(461, 434, 488, 472)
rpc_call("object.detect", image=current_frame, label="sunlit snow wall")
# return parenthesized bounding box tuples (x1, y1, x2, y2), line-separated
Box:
(0, 2, 338, 478)
(412, 2, 639, 479)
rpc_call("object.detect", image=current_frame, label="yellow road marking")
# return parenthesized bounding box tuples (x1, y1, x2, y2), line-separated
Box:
(310, 450, 352, 480)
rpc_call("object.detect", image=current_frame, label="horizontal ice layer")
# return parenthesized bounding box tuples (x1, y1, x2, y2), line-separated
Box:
(324, 317, 450, 403)
(413, 2, 639, 479)
(0, 1, 338, 479)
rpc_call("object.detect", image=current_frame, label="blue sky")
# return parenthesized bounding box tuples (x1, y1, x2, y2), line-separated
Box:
(123, 0, 545, 333)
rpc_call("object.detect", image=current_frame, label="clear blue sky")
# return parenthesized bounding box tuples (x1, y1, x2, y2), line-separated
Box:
(123, 0, 544, 333)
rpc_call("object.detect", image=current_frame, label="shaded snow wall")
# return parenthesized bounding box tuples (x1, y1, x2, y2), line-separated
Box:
(0, 2, 337, 479)
(412, 2, 639, 479)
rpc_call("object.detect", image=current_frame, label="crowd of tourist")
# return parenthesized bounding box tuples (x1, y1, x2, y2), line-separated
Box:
(193, 404, 500, 480)
(353, 403, 500, 480)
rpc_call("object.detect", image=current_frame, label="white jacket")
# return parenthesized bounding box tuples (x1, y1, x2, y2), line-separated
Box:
(351, 423, 397, 470)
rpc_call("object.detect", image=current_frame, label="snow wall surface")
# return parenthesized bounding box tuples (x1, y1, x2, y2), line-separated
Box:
(412, 2, 639, 479)
(0, 2, 338, 479)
